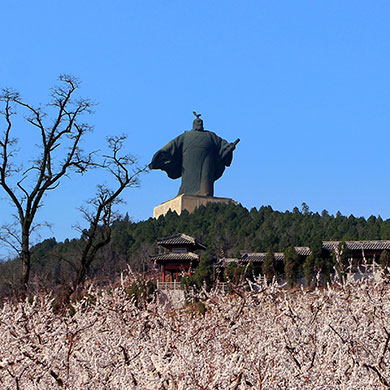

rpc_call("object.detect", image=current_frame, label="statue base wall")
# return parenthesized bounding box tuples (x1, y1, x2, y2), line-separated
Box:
(153, 194, 237, 219)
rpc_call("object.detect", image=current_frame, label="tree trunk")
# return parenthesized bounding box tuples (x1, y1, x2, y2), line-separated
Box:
(21, 230, 31, 293)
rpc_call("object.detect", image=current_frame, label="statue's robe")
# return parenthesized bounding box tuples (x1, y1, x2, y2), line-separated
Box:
(150, 130, 235, 196)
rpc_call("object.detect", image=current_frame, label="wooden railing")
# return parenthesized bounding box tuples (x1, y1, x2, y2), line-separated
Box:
(156, 281, 231, 293)
(157, 281, 182, 290)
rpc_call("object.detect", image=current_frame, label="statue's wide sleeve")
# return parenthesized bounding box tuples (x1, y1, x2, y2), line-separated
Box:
(214, 136, 235, 181)
(149, 134, 183, 179)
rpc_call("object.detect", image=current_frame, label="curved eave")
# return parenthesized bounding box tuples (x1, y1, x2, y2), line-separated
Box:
(150, 252, 200, 262)
(157, 233, 206, 250)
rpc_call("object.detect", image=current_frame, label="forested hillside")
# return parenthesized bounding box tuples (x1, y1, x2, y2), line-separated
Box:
(1, 202, 390, 295)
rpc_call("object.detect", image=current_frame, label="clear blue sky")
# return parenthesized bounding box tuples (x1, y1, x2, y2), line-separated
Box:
(1, 1, 390, 259)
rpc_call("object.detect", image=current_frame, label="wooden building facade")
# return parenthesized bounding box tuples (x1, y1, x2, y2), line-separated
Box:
(151, 234, 390, 282)
(217, 241, 390, 270)
(150, 233, 206, 282)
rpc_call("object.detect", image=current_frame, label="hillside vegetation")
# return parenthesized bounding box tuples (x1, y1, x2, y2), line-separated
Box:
(1, 202, 390, 295)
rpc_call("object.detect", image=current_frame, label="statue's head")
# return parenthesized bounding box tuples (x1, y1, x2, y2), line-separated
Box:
(192, 111, 204, 131)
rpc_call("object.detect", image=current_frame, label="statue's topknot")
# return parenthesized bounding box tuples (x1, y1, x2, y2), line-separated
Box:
(192, 111, 204, 131)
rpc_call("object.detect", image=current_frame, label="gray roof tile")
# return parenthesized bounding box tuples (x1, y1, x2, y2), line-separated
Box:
(323, 240, 390, 251)
(157, 233, 206, 249)
(150, 252, 199, 262)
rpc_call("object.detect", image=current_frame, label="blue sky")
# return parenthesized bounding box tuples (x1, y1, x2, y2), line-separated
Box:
(1, 1, 390, 258)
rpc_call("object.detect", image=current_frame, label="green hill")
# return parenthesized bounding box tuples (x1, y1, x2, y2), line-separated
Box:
(1, 202, 389, 296)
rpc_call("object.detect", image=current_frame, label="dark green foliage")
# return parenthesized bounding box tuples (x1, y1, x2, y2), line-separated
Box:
(224, 262, 253, 285)
(0, 202, 389, 297)
(245, 262, 254, 281)
(185, 301, 207, 316)
(263, 248, 276, 282)
(379, 250, 390, 273)
(129, 278, 156, 308)
(303, 237, 333, 287)
(182, 252, 214, 291)
(105, 203, 390, 266)
(332, 241, 351, 283)
(303, 254, 315, 287)
(224, 262, 239, 284)
(284, 247, 300, 288)
(196, 301, 207, 315)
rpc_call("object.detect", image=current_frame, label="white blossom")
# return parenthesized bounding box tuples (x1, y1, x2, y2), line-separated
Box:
(0, 275, 389, 389)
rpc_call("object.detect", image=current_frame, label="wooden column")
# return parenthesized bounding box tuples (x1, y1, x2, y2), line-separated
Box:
(162, 265, 165, 283)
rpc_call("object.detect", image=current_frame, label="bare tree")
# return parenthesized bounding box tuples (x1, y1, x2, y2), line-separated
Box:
(0, 75, 96, 292)
(68, 135, 146, 297)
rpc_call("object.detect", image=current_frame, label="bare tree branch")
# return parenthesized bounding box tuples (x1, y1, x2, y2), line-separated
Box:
(66, 135, 147, 300)
(0, 75, 98, 293)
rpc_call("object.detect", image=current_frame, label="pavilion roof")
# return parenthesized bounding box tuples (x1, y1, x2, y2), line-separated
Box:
(240, 247, 311, 263)
(213, 258, 240, 268)
(224, 258, 240, 264)
(240, 253, 284, 263)
(157, 233, 206, 250)
(295, 247, 311, 256)
(323, 240, 390, 251)
(150, 252, 200, 262)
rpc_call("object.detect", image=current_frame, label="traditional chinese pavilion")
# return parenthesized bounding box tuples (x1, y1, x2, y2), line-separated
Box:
(150, 233, 206, 283)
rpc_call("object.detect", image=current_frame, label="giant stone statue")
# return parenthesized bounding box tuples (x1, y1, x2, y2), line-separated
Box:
(150, 112, 239, 197)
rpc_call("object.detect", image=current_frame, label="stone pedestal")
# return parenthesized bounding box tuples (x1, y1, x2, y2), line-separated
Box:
(153, 194, 237, 219)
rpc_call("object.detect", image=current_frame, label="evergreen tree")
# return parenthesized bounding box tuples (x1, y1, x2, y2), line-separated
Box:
(303, 254, 315, 288)
(379, 249, 390, 273)
(3, 201, 390, 297)
(186, 252, 214, 291)
(223, 261, 253, 285)
(263, 248, 276, 282)
(332, 241, 351, 283)
(284, 247, 300, 288)
(224, 262, 241, 285)
(303, 237, 331, 287)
